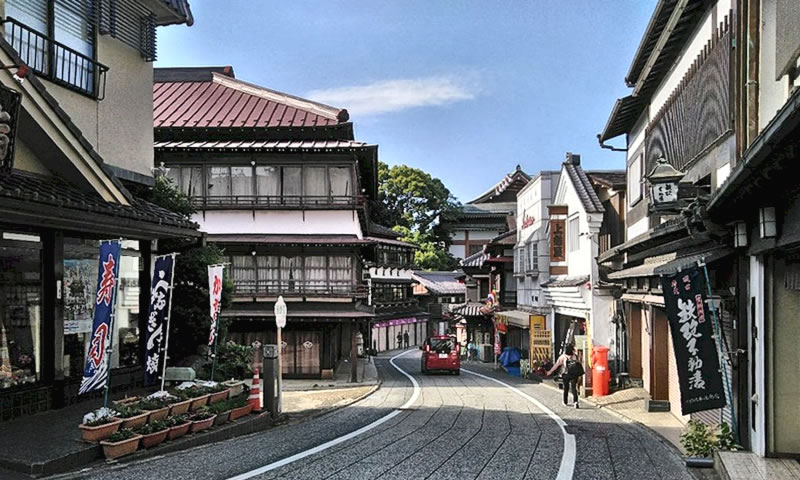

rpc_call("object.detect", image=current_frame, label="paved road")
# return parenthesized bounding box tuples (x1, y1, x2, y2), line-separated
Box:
(75, 351, 692, 480)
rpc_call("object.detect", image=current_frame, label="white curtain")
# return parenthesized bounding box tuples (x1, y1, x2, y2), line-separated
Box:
(283, 167, 302, 204)
(181, 167, 203, 197)
(304, 256, 326, 292)
(303, 167, 326, 200)
(329, 256, 353, 292)
(329, 167, 352, 200)
(208, 167, 231, 197)
(256, 166, 280, 199)
(231, 166, 253, 197)
(166, 167, 181, 190)
(256, 255, 280, 293)
(280, 257, 302, 292)
(232, 255, 255, 293)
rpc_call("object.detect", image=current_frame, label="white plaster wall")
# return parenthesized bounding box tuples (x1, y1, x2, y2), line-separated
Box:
(194, 210, 365, 236)
(469, 231, 500, 241)
(449, 245, 463, 258)
(451, 231, 466, 241)
(650, 1, 731, 115)
(591, 293, 616, 354)
(627, 217, 649, 242)
(758, 0, 790, 133)
(554, 170, 593, 278)
(14, 140, 50, 175)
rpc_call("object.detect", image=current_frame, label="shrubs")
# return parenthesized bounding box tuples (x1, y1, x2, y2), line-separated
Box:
(107, 428, 137, 443)
(680, 421, 738, 457)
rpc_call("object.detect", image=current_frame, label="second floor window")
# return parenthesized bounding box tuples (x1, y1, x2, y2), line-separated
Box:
(229, 254, 355, 295)
(5, 0, 103, 97)
(567, 216, 579, 252)
(628, 154, 642, 207)
(528, 242, 538, 271)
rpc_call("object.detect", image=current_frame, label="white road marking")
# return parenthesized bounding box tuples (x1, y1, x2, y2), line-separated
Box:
(462, 368, 575, 480)
(227, 350, 421, 480)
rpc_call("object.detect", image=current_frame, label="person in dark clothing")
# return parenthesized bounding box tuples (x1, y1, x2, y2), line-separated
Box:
(547, 343, 581, 408)
(397, 332, 403, 350)
(403, 331, 409, 349)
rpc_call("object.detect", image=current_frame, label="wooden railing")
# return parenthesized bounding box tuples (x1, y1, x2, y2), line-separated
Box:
(232, 279, 367, 297)
(191, 194, 365, 209)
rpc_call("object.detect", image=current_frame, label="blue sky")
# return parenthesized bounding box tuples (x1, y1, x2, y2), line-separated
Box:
(156, 1, 656, 203)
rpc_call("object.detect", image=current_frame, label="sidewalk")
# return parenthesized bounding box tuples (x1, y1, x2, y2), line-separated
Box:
(0, 358, 380, 478)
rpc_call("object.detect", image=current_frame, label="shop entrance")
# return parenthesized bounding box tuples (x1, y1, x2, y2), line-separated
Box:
(282, 330, 321, 377)
(648, 307, 670, 402)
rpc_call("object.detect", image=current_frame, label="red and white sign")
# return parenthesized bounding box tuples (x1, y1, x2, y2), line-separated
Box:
(208, 265, 224, 347)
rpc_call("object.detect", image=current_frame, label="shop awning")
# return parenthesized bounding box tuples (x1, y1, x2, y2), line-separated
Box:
(621, 293, 665, 306)
(495, 310, 532, 328)
(608, 258, 672, 280)
(652, 247, 733, 276)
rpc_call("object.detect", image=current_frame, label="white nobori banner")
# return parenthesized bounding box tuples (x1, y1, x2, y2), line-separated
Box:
(208, 265, 224, 347)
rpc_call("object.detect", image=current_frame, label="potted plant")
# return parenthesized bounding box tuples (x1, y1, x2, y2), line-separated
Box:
(189, 407, 216, 433)
(223, 379, 246, 398)
(208, 383, 231, 404)
(79, 412, 122, 443)
(100, 428, 142, 460)
(181, 386, 211, 411)
(114, 405, 149, 430)
(167, 390, 193, 416)
(138, 397, 171, 422)
(112, 396, 140, 408)
(680, 420, 738, 468)
(165, 414, 191, 440)
(210, 400, 233, 426)
(228, 394, 253, 421)
(135, 420, 170, 449)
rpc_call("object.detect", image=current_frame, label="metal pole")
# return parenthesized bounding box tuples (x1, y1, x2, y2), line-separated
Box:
(276, 325, 282, 413)
(159, 253, 178, 393)
(102, 239, 122, 409)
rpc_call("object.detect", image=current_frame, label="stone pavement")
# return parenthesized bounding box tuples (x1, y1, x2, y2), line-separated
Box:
(716, 451, 800, 480)
(281, 355, 379, 391)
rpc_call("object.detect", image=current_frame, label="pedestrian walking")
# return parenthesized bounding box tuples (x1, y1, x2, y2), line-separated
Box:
(397, 332, 403, 350)
(547, 343, 584, 408)
(403, 331, 409, 349)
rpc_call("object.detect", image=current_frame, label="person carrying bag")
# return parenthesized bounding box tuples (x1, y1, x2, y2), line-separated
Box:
(547, 343, 583, 408)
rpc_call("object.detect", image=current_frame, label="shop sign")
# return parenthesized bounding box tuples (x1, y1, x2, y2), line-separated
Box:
(521, 213, 535, 229)
(660, 267, 726, 415)
(79, 241, 121, 395)
(144, 254, 175, 386)
(207, 265, 224, 348)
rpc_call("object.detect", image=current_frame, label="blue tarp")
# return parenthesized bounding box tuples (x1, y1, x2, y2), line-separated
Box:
(498, 347, 521, 367)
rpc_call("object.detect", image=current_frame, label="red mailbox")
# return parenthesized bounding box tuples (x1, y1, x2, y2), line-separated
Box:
(591, 345, 610, 397)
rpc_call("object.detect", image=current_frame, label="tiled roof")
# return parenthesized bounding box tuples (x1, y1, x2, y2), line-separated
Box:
(564, 162, 604, 214)
(411, 271, 466, 296)
(448, 302, 486, 318)
(542, 276, 590, 288)
(461, 251, 488, 268)
(588, 170, 627, 189)
(154, 139, 371, 152)
(159, 0, 194, 25)
(367, 221, 400, 239)
(488, 229, 517, 246)
(153, 68, 348, 129)
(468, 166, 530, 204)
(0, 170, 197, 235)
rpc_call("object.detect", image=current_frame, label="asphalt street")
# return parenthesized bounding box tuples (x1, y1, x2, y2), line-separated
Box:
(73, 351, 693, 480)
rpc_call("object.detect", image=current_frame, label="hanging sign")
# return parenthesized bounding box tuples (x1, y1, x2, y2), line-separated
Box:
(208, 265, 224, 349)
(144, 255, 175, 386)
(79, 241, 121, 395)
(660, 267, 726, 415)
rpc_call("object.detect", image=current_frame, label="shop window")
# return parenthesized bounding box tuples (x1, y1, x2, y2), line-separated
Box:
(468, 244, 483, 256)
(0, 239, 42, 390)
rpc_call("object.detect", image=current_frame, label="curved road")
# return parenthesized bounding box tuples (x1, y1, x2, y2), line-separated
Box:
(77, 351, 692, 480)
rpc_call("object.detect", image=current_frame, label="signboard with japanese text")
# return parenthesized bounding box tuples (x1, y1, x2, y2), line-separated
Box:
(208, 265, 224, 349)
(79, 241, 121, 395)
(144, 255, 175, 386)
(660, 267, 726, 415)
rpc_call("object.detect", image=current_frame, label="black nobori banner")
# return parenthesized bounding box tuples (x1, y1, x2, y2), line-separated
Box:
(660, 267, 726, 415)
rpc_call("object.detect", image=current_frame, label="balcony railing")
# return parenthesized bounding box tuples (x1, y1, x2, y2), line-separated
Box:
(2, 17, 108, 99)
(232, 279, 367, 297)
(191, 195, 365, 210)
(599, 234, 612, 255)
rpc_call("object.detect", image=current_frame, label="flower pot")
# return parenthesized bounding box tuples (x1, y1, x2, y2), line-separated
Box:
(224, 381, 245, 398)
(189, 415, 216, 433)
(213, 410, 231, 426)
(167, 422, 191, 440)
(144, 406, 170, 423)
(140, 428, 169, 449)
(79, 418, 122, 443)
(115, 412, 149, 430)
(189, 394, 210, 411)
(208, 389, 231, 404)
(100, 434, 142, 460)
(229, 404, 253, 421)
(112, 397, 139, 408)
(168, 399, 191, 416)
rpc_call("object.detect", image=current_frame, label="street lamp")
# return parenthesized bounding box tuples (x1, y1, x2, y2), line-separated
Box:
(646, 157, 684, 212)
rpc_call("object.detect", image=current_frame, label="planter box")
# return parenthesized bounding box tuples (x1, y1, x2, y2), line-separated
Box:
(229, 404, 253, 421)
(140, 428, 169, 449)
(189, 415, 216, 433)
(208, 389, 230, 404)
(79, 418, 122, 443)
(112, 397, 139, 408)
(189, 394, 210, 411)
(167, 422, 191, 440)
(213, 410, 231, 427)
(144, 406, 170, 423)
(224, 381, 245, 398)
(100, 434, 142, 460)
(169, 399, 191, 416)
(115, 412, 149, 430)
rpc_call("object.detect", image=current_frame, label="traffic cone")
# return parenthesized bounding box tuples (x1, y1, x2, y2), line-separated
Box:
(249, 368, 262, 412)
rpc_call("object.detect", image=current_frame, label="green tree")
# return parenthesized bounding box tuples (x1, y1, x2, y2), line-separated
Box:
(144, 176, 233, 365)
(392, 226, 459, 271)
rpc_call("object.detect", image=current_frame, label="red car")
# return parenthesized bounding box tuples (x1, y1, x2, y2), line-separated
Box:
(420, 335, 460, 375)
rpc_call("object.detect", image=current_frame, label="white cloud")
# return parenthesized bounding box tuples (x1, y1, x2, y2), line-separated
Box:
(307, 75, 478, 116)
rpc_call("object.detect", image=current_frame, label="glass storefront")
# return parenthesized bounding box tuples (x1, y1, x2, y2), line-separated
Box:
(0, 235, 42, 390)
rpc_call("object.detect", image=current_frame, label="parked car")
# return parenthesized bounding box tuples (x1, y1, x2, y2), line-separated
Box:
(420, 335, 460, 375)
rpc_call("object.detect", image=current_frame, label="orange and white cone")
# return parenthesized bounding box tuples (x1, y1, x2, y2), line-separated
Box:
(249, 368, 262, 412)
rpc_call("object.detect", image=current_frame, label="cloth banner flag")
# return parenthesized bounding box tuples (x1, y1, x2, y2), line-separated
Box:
(79, 241, 121, 395)
(660, 267, 726, 415)
(208, 265, 224, 349)
(144, 255, 175, 386)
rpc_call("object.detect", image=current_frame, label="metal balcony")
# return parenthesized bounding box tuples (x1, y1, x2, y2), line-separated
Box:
(3, 17, 109, 99)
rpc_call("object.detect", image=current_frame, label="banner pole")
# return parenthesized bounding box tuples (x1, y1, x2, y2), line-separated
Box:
(210, 316, 220, 381)
(700, 261, 737, 441)
(102, 239, 122, 409)
(159, 253, 178, 393)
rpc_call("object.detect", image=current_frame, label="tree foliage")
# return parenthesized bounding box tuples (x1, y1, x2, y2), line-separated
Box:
(372, 162, 460, 271)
